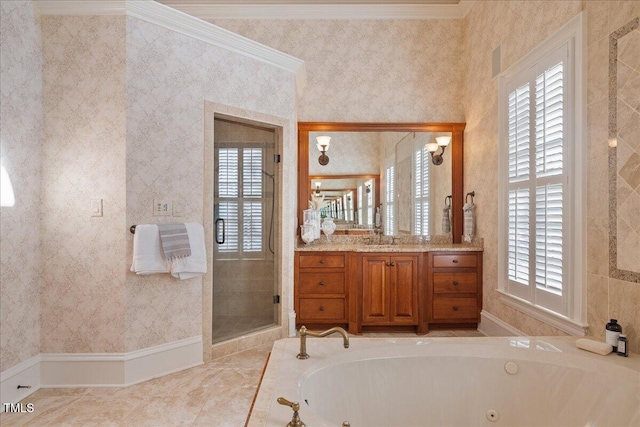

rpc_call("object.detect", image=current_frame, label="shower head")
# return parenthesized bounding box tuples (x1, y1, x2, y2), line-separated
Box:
(261, 169, 275, 179)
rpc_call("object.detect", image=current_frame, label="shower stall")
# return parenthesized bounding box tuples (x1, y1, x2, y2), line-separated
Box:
(212, 116, 279, 344)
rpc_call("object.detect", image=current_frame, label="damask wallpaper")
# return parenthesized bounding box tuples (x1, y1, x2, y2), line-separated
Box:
(0, 0, 43, 372)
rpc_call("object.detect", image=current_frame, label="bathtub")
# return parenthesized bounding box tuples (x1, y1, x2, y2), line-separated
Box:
(248, 336, 640, 426)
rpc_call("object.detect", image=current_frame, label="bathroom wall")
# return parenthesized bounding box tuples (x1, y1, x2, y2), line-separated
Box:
(40, 15, 127, 353)
(462, 0, 640, 350)
(124, 17, 296, 352)
(0, 0, 43, 372)
(210, 19, 464, 123)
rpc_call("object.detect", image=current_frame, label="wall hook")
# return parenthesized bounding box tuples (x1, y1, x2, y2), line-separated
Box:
(466, 191, 475, 203)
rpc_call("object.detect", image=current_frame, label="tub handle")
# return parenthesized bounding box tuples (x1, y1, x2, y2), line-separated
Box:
(277, 397, 306, 427)
(453, 306, 459, 311)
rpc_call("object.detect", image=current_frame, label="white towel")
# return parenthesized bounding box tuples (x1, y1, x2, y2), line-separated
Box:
(170, 223, 207, 280)
(575, 338, 612, 355)
(463, 202, 475, 243)
(130, 224, 170, 275)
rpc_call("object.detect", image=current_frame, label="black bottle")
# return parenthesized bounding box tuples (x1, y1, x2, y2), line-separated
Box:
(617, 335, 628, 357)
(606, 319, 622, 351)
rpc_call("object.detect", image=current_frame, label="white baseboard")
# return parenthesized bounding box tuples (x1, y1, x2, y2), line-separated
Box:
(0, 335, 204, 397)
(0, 355, 41, 410)
(478, 310, 527, 337)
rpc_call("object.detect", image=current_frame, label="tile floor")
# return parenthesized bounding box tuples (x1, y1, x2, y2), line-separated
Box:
(0, 329, 484, 427)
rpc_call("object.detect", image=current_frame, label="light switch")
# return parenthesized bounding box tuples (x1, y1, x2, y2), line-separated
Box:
(91, 199, 103, 217)
(153, 199, 172, 216)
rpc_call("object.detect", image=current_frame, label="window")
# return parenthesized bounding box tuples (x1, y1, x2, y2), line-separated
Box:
(414, 141, 430, 236)
(498, 13, 586, 334)
(215, 145, 266, 258)
(385, 161, 395, 235)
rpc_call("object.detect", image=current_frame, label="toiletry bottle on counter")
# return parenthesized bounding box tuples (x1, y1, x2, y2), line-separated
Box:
(617, 335, 628, 357)
(605, 319, 622, 351)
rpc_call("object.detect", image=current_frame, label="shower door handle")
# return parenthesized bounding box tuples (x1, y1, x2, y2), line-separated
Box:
(215, 218, 226, 244)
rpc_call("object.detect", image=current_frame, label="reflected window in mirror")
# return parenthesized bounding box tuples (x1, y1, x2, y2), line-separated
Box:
(299, 123, 465, 242)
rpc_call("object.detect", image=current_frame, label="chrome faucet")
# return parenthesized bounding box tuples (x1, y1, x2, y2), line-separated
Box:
(297, 325, 349, 359)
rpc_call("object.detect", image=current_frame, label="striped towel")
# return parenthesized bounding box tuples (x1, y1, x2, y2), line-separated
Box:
(442, 205, 451, 234)
(463, 202, 475, 243)
(158, 224, 192, 260)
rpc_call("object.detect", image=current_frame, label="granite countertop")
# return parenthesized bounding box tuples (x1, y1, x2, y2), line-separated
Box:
(295, 242, 483, 252)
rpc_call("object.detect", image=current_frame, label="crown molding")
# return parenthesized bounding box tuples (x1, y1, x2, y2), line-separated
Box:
(33, 1, 306, 92)
(34, 1, 126, 15)
(160, 2, 472, 19)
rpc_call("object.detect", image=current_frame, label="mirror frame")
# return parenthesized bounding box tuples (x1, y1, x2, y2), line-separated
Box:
(298, 122, 466, 243)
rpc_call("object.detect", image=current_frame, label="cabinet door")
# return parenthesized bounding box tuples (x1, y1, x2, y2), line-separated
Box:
(362, 256, 389, 324)
(390, 256, 419, 324)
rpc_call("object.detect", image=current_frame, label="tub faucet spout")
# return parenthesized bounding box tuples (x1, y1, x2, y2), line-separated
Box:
(297, 325, 349, 359)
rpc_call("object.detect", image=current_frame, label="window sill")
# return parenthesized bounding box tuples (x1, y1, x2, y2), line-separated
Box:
(497, 290, 588, 336)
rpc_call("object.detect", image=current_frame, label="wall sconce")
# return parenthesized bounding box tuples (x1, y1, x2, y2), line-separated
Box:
(316, 136, 331, 165)
(315, 182, 321, 194)
(1, 164, 16, 207)
(425, 135, 451, 166)
(365, 184, 371, 194)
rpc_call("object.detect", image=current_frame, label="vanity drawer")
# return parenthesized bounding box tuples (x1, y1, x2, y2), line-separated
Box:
(299, 254, 345, 269)
(432, 297, 478, 320)
(433, 272, 477, 294)
(299, 298, 345, 320)
(432, 253, 477, 268)
(298, 272, 345, 294)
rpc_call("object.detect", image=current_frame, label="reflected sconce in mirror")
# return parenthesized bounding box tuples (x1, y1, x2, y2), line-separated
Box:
(425, 136, 452, 166)
(316, 136, 331, 165)
(365, 184, 371, 193)
(1, 164, 16, 207)
(315, 182, 321, 194)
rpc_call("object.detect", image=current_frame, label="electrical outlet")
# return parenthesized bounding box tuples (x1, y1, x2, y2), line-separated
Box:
(153, 199, 172, 216)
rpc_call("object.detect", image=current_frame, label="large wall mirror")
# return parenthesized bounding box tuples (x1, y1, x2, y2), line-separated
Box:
(609, 18, 640, 283)
(298, 122, 465, 243)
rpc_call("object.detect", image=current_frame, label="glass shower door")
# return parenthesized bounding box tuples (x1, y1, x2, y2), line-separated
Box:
(212, 118, 277, 344)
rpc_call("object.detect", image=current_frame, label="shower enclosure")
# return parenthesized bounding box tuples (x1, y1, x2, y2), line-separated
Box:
(212, 117, 278, 344)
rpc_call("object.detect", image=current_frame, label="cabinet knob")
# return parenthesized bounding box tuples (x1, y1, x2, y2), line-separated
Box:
(452, 259, 459, 264)
(453, 281, 459, 286)
(453, 306, 459, 311)
(319, 281, 325, 286)
(319, 306, 325, 312)
(319, 259, 325, 264)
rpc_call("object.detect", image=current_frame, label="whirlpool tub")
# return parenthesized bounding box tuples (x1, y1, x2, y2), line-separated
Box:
(247, 336, 639, 426)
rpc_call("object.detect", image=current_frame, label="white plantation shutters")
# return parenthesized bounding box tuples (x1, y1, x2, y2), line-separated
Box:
(414, 144, 430, 236)
(385, 163, 395, 235)
(504, 44, 568, 314)
(216, 145, 265, 257)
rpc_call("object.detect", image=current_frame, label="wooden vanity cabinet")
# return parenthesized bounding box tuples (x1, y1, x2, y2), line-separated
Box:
(355, 253, 427, 334)
(427, 251, 483, 328)
(295, 252, 348, 328)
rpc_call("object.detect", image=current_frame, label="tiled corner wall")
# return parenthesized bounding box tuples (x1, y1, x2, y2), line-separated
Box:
(0, 0, 43, 372)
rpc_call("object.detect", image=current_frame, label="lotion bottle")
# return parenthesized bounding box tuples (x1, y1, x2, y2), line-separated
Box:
(605, 319, 622, 351)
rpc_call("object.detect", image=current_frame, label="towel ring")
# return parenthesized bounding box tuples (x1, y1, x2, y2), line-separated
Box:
(445, 195, 452, 207)
(466, 191, 475, 203)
